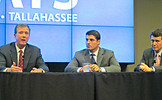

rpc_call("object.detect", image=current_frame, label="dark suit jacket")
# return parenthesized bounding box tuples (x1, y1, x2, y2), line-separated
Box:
(135, 48, 162, 71)
(64, 48, 121, 72)
(0, 42, 49, 72)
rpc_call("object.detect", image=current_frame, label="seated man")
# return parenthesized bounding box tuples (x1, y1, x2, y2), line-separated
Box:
(64, 30, 121, 72)
(134, 28, 162, 72)
(0, 24, 49, 72)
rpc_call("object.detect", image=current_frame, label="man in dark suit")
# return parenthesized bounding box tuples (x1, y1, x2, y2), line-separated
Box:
(134, 28, 162, 72)
(0, 24, 49, 72)
(64, 30, 121, 72)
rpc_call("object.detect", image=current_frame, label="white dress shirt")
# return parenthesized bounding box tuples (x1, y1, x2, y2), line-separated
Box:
(151, 50, 162, 71)
(77, 48, 106, 72)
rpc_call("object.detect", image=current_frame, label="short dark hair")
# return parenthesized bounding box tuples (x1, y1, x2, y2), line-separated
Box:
(86, 30, 101, 40)
(14, 24, 30, 34)
(150, 28, 162, 38)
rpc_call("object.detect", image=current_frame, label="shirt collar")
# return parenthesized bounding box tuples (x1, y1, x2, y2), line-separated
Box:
(15, 43, 26, 53)
(158, 50, 162, 56)
(89, 47, 99, 56)
(154, 50, 162, 57)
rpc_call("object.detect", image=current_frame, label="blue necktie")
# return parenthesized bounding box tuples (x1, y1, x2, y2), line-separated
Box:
(90, 54, 96, 64)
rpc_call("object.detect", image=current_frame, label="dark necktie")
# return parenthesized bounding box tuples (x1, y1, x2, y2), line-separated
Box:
(18, 50, 23, 69)
(90, 54, 96, 64)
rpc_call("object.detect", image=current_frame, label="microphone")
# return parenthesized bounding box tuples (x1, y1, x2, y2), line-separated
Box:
(94, 62, 97, 65)
(134, 64, 143, 72)
(153, 60, 156, 63)
(22, 55, 24, 59)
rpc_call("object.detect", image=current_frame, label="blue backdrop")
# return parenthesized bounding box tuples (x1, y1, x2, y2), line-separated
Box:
(0, 0, 134, 63)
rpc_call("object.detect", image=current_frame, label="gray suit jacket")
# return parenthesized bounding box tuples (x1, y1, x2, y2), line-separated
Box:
(137, 48, 162, 71)
(0, 42, 49, 72)
(64, 48, 121, 72)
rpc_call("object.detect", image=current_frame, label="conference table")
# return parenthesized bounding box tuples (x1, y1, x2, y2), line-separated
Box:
(0, 72, 162, 100)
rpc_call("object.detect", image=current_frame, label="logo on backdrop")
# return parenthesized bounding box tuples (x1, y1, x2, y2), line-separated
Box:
(53, 0, 78, 10)
(0, 0, 5, 20)
(11, 0, 78, 10)
(8, 0, 78, 23)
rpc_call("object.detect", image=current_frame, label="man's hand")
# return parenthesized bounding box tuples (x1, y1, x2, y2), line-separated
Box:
(79, 68, 83, 72)
(89, 64, 101, 72)
(154, 54, 160, 66)
(30, 68, 43, 73)
(82, 64, 89, 72)
(139, 63, 152, 72)
(7, 62, 23, 72)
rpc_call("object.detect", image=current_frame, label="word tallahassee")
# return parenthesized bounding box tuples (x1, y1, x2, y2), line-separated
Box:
(8, 12, 78, 22)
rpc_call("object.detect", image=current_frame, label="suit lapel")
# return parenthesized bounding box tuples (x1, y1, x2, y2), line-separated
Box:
(23, 44, 31, 69)
(150, 50, 155, 66)
(84, 50, 91, 63)
(97, 48, 104, 67)
(160, 53, 162, 66)
(10, 43, 17, 65)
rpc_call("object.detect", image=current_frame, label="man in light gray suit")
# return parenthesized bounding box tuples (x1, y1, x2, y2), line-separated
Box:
(134, 28, 162, 72)
(64, 30, 121, 72)
(0, 24, 49, 72)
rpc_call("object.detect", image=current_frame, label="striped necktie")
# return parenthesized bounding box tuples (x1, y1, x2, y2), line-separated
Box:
(18, 50, 23, 69)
